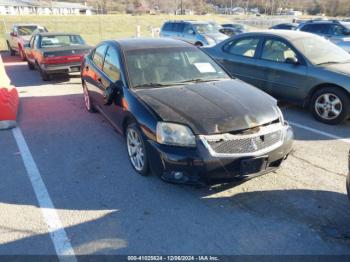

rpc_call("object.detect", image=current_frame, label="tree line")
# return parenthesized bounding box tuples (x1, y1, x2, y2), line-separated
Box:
(59, 0, 350, 17)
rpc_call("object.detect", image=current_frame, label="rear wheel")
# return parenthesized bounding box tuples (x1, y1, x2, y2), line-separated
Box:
(194, 42, 203, 47)
(82, 82, 96, 112)
(37, 62, 50, 81)
(126, 123, 149, 176)
(7, 41, 15, 56)
(27, 61, 35, 70)
(19, 46, 26, 61)
(310, 87, 349, 125)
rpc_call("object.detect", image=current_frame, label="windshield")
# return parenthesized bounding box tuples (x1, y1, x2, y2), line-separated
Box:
(17, 26, 38, 36)
(125, 47, 230, 88)
(193, 23, 219, 34)
(41, 35, 85, 48)
(293, 36, 350, 65)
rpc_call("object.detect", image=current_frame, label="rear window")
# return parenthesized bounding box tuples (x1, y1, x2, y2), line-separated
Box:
(300, 24, 328, 34)
(162, 22, 173, 32)
(41, 35, 85, 47)
(17, 26, 38, 36)
(92, 44, 108, 69)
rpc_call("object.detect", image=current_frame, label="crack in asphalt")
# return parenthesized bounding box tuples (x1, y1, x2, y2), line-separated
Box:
(289, 151, 346, 178)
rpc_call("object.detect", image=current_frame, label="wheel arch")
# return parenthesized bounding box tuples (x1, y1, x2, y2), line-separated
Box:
(305, 83, 350, 107)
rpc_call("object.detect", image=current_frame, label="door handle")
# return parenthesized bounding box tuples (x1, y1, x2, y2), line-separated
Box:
(85, 65, 89, 71)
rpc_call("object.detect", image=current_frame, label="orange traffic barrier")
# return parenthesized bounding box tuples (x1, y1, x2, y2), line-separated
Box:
(0, 87, 19, 129)
(0, 54, 19, 130)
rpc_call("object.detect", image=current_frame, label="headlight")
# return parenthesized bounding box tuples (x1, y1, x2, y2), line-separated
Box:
(156, 122, 196, 147)
(204, 36, 216, 45)
(275, 106, 285, 124)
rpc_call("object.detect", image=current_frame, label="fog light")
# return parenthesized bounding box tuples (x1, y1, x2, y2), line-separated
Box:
(285, 126, 294, 141)
(173, 171, 184, 180)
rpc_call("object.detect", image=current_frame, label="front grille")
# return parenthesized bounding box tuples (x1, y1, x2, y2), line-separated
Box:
(200, 124, 285, 157)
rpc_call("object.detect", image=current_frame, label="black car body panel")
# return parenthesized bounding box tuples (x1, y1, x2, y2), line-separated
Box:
(136, 79, 278, 135)
(81, 38, 293, 185)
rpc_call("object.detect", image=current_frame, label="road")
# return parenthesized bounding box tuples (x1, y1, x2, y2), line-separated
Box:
(0, 53, 349, 257)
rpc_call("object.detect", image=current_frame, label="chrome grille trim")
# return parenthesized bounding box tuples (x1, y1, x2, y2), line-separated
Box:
(199, 123, 286, 158)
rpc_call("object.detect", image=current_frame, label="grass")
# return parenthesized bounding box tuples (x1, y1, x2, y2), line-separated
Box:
(0, 14, 236, 51)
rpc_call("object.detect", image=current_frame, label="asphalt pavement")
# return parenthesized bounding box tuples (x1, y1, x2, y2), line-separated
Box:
(0, 53, 349, 257)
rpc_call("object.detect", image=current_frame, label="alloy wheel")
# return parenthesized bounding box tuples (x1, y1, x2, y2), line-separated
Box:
(314, 93, 342, 120)
(126, 128, 145, 171)
(83, 83, 91, 111)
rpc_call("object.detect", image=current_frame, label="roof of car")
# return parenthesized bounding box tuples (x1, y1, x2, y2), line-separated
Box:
(115, 38, 194, 51)
(14, 24, 42, 27)
(36, 32, 81, 36)
(241, 30, 319, 41)
(165, 20, 211, 25)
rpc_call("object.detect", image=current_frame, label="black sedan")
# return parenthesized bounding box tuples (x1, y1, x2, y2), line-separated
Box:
(81, 38, 293, 185)
(203, 31, 350, 124)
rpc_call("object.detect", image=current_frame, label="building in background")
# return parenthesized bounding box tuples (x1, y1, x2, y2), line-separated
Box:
(0, 0, 94, 15)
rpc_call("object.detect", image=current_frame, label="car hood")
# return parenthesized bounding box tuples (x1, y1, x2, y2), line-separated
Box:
(205, 33, 229, 43)
(324, 62, 350, 76)
(135, 80, 278, 135)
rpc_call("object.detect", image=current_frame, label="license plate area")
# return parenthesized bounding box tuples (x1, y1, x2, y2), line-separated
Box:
(240, 157, 268, 176)
(70, 66, 80, 72)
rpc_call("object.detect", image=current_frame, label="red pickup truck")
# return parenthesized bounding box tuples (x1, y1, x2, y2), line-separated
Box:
(24, 32, 91, 81)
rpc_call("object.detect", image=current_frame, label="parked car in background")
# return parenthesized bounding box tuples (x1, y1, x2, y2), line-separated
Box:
(297, 20, 350, 53)
(5, 24, 48, 60)
(347, 150, 350, 199)
(219, 27, 237, 37)
(221, 23, 248, 34)
(24, 32, 91, 81)
(81, 38, 293, 185)
(269, 23, 298, 30)
(160, 20, 228, 47)
(203, 30, 350, 124)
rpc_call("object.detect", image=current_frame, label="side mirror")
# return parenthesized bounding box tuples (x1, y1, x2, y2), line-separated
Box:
(285, 57, 299, 65)
(104, 80, 123, 105)
(10, 32, 17, 37)
(188, 29, 195, 35)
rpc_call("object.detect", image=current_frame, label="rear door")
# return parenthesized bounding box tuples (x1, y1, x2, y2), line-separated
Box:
(257, 37, 308, 101)
(217, 36, 265, 89)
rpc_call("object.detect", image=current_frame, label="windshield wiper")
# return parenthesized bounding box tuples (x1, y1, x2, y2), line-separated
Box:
(133, 82, 179, 89)
(172, 78, 225, 84)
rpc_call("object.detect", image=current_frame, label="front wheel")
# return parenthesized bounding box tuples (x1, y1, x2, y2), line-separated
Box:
(126, 123, 149, 176)
(310, 87, 349, 125)
(38, 64, 50, 81)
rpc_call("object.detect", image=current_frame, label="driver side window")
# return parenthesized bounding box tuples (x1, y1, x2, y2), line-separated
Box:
(224, 38, 260, 58)
(261, 39, 297, 63)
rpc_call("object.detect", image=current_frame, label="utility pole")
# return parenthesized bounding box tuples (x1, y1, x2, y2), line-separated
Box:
(180, 0, 183, 15)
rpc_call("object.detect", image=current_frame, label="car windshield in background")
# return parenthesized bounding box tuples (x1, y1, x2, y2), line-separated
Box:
(125, 47, 230, 88)
(193, 23, 218, 34)
(17, 26, 38, 35)
(293, 36, 350, 65)
(41, 35, 85, 48)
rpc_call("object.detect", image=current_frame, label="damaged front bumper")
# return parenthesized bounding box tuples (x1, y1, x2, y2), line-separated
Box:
(147, 123, 294, 185)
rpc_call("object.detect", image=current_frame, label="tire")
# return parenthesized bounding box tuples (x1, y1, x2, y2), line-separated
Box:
(37, 63, 50, 81)
(310, 87, 350, 125)
(19, 46, 26, 61)
(82, 82, 96, 113)
(27, 61, 35, 70)
(125, 123, 149, 176)
(7, 41, 15, 56)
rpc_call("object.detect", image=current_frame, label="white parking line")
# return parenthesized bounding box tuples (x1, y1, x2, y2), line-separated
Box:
(12, 127, 76, 261)
(289, 121, 350, 145)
